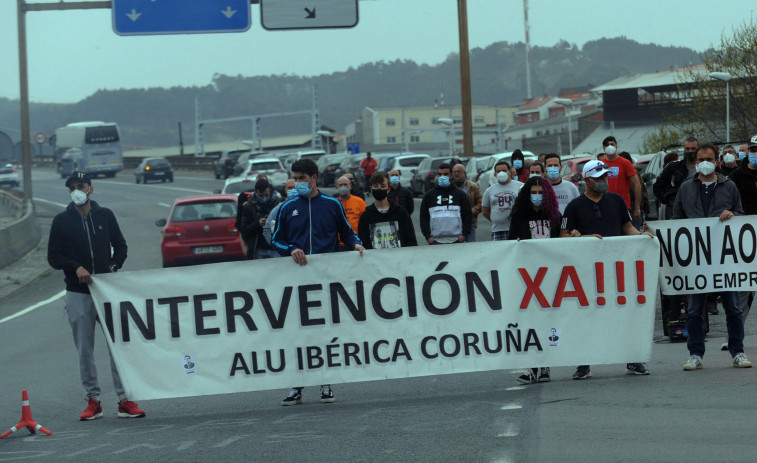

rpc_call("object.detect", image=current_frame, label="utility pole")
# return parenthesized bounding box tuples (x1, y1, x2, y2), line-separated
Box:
(456, 0, 474, 158)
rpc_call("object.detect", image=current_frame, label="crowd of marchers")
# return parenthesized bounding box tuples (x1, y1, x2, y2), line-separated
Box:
(46, 134, 757, 420)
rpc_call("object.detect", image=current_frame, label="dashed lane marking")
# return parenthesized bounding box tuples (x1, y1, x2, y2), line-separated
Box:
(0, 290, 65, 324)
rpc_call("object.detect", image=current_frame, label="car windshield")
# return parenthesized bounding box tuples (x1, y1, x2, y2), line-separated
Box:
(249, 161, 281, 171)
(172, 201, 237, 222)
(223, 182, 255, 194)
(430, 158, 451, 169)
(398, 157, 425, 167)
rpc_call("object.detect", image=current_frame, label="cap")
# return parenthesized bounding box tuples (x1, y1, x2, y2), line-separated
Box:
(582, 160, 610, 178)
(749, 134, 757, 148)
(65, 171, 92, 188)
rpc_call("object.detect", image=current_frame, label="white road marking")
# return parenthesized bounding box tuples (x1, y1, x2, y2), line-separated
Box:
(0, 290, 65, 324)
(497, 423, 521, 437)
(159, 203, 171, 208)
(500, 403, 522, 410)
(106, 180, 211, 194)
(33, 197, 67, 208)
(505, 386, 526, 391)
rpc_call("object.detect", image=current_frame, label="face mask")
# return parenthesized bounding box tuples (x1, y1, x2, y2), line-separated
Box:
(749, 153, 757, 167)
(454, 180, 465, 187)
(529, 173, 541, 178)
(295, 181, 311, 197)
(546, 166, 560, 180)
(513, 160, 523, 170)
(696, 161, 716, 176)
(685, 151, 697, 162)
(70, 188, 89, 206)
(531, 194, 543, 207)
(389, 175, 400, 185)
(337, 186, 350, 197)
(604, 145, 617, 155)
(371, 189, 388, 201)
(496, 171, 509, 184)
(286, 189, 298, 199)
(723, 154, 736, 164)
(590, 178, 609, 193)
(437, 175, 451, 188)
(738, 151, 747, 160)
(254, 194, 272, 205)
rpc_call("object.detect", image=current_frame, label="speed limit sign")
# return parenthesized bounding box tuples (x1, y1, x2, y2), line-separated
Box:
(34, 132, 47, 145)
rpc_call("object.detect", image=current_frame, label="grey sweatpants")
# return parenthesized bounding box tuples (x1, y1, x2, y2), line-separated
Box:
(65, 291, 126, 401)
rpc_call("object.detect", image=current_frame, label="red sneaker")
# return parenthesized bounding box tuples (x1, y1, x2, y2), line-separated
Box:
(79, 398, 103, 421)
(117, 400, 146, 418)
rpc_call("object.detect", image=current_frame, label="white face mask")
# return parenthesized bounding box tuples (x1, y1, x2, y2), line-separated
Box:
(696, 161, 716, 176)
(70, 188, 90, 206)
(604, 145, 617, 155)
(496, 171, 510, 184)
(723, 154, 736, 164)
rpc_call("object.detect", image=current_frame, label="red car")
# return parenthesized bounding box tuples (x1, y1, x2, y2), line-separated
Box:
(156, 194, 246, 267)
(559, 155, 595, 193)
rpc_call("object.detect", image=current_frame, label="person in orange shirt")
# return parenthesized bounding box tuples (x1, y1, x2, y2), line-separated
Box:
(360, 152, 378, 192)
(336, 175, 366, 249)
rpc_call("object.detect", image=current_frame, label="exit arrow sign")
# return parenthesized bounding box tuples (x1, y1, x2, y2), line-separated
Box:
(261, 0, 359, 31)
(113, 0, 251, 36)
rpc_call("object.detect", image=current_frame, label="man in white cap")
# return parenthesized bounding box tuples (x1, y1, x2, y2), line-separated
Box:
(560, 160, 654, 380)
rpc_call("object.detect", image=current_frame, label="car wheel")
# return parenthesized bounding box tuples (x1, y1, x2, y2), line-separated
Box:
(169, 176, 174, 183)
(135, 177, 140, 184)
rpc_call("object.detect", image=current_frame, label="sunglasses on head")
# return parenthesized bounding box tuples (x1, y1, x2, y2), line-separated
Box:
(586, 163, 608, 176)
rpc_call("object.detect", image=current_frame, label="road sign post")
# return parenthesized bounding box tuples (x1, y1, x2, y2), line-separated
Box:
(112, 0, 251, 35)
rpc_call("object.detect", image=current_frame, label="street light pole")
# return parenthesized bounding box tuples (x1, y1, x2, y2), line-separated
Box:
(553, 98, 573, 155)
(708, 71, 732, 142)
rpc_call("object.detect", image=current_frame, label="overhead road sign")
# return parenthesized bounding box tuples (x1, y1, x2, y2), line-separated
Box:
(112, 0, 251, 36)
(260, 0, 358, 30)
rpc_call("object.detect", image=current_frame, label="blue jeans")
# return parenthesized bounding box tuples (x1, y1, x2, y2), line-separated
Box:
(256, 248, 280, 259)
(687, 291, 743, 357)
(466, 226, 477, 243)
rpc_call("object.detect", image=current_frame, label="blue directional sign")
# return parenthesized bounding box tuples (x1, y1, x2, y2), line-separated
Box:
(113, 0, 251, 36)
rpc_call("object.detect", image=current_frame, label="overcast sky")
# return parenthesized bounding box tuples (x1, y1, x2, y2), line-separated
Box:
(1, 0, 754, 103)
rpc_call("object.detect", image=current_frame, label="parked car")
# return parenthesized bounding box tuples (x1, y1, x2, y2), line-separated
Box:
(383, 153, 431, 188)
(638, 151, 667, 220)
(317, 154, 349, 186)
(214, 149, 248, 179)
(232, 151, 267, 177)
(0, 163, 20, 188)
(240, 158, 289, 194)
(219, 177, 256, 194)
(155, 194, 245, 267)
(477, 151, 537, 192)
(411, 157, 455, 197)
(333, 155, 364, 187)
(134, 157, 173, 184)
(465, 155, 493, 182)
(558, 155, 594, 194)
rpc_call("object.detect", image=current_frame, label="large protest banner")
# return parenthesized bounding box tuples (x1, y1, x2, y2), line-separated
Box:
(649, 216, 757, 295)
(89, 236, 659, 400)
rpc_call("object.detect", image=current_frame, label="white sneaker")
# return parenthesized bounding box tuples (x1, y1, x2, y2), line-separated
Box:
(721, 342, 729, 351)
(683, 355, 703, 371)
(733, 353, 752, 368)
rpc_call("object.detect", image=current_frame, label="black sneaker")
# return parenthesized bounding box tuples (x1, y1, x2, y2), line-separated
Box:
(320, 385, 335, 403)
(572, 365, 591, 380)
(517, 369, 537, 384)
(626, 363, 650, 375)
(281, 388, 302, 406)
(538, 367, 551, 382)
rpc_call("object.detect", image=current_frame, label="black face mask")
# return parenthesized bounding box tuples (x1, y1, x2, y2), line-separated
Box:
(685, 151, 697, 162)
(454, 180, 465, 187)
(371, 189, 388, 201)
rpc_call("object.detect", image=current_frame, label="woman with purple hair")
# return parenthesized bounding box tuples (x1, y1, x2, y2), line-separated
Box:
(508, 176, 562, 384)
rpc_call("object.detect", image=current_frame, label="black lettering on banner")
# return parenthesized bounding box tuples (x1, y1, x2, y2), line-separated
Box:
(104, 302, 115, 342)
(373, 340, 390, 363)
(158, 296, 189, 338)
(421, 336, 437, 358)
(524, 329, 542, 351)
(306, 346, 324, 369)
(230, 353, 250, 376)
(267, 349, 286, 372)
(422, 262, 461, 316)
(296, 347, 303, 370)
(344, 342, 362, 366)
(193, 294, 220, 336)
(659, 226, 711, 266)
(695, 227, 712, 265)
(326, 338, 341, 367)
(714, 273, 723, 289)
(463, 333, 482, 355)
(725, 273, 737, 288)
(298, 284, 325, 326)
(483, 331, 503, 353)
(392, 339, 412, 361)
(256, 287, 292, 329)
(721, 225, 738, 264)
(119, 300, 155, 342)
(739, 224, 756, 263)
(657, 228, 673, 267)
(226, 350, 285, 375)
(224, 291, 256, 333)
(439, 334, 461, 357)
(371, 278, 402, 320)
(406, 276, 418, 317)
(465, 271, 502, 312)
(505, 323, 522, 352)
(330, 282, 366, 323)
(674, 228, 693, 266)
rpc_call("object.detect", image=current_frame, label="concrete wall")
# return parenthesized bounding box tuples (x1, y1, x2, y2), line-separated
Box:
(0, 191, 41, 268)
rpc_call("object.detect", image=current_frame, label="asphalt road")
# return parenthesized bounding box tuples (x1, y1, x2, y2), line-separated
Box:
(1, 169, 756, 462)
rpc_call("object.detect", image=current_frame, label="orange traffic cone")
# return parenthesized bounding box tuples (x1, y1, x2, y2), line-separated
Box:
(0, 390, 52, 438)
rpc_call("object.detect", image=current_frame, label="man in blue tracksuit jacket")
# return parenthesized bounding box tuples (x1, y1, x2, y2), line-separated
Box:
(271, 158, 364, 405)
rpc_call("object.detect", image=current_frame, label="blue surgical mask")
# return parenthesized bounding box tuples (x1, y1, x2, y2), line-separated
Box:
(389, 175, 400, 185)
(546, 166, 560, 180)
(513, 160, 523, 169)
(738, 151, 747, 160)
(295, 181, 311, 197)
(531, 194, 543, 207)
(437, 175, 451, 187)
(286, 189, 298, 199)
(749, 153, 757, 167)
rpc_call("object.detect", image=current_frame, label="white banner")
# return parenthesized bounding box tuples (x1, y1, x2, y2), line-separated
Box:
(90, 236, 659, 400)
(649, 216, 757, 295)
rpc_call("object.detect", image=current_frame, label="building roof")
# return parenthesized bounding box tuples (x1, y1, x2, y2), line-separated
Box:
(571, 122, 662, 155)
(516, 95, 556, 113)
(591, 65, 708, 92)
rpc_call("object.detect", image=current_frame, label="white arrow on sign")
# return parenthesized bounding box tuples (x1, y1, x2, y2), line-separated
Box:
(126, 9, 142, 22)
(221, 6, 237, 19)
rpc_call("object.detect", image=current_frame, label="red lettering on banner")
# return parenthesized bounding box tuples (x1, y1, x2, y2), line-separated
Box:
(552, 266, 589, 307)
(518, 267, 550, 308)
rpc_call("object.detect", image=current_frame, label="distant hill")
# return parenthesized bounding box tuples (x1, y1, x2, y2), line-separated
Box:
(0, 37, 702, 149)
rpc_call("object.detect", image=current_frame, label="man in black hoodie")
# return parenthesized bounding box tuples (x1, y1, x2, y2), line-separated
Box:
(47, 171, 145, 421)
(358, 172, 417, 249)
(419, 162, 472, 244)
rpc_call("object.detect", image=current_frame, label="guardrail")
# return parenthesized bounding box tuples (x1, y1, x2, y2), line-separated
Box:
(0, 189, 40, 269)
